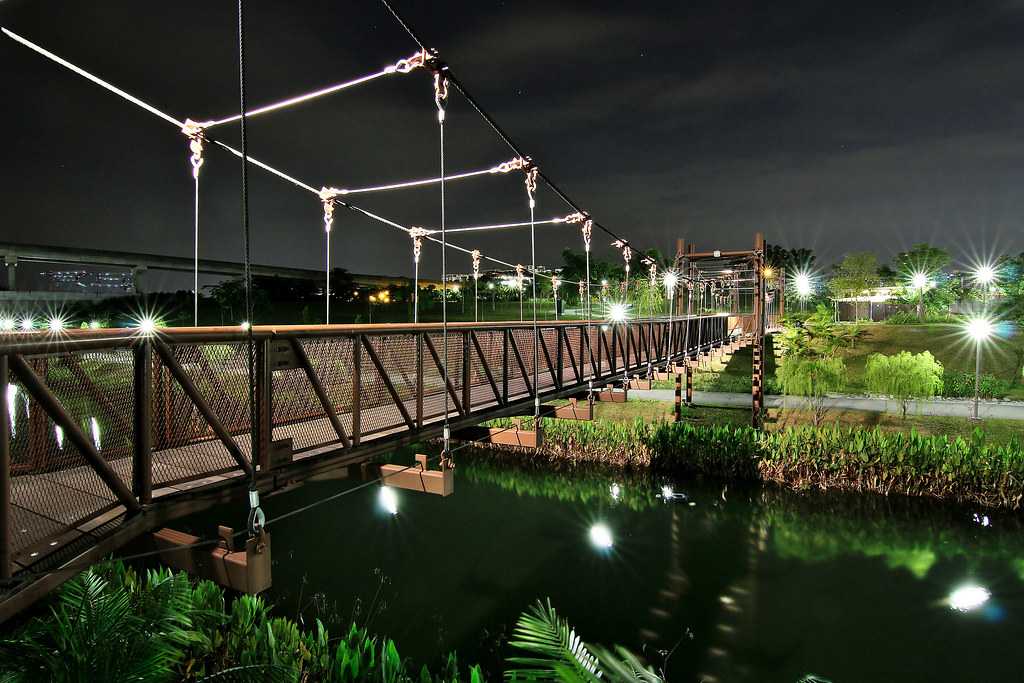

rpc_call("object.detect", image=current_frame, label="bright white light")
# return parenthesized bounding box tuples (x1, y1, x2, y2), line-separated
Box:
(966, 317, 993, 342)
(794, 271, 813, 298)
(89, 416, 101, 450)
(487, 282, 495, 290)
(88, 320, 101, 330)
(661, 485, 674, 499)
(47, 316, 65, 333)
(136, 316, 157, 335)
(662, 271, 679, 293)
(240, 321, 251, 331)
(19, 318, 34, 331)
(608, 302, 629, 323)
(609, 483, 621, 500)
(974, 264, 996, 286)
(54, 425, 64, 450)
(589, 523, 613, 550)
(948, 585, 990, 612)
(379, 486, 398, 515)
(0, 318, 14, 332)
(600, 279, 608, 286)
(5, 385, 16, 437)
(910, 271, 931, 291)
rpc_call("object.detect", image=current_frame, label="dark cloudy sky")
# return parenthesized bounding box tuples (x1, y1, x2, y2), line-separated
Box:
(3, 0, 1024, 285)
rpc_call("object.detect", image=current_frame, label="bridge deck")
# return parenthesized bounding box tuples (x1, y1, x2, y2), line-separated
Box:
(0, 316, 739, 619)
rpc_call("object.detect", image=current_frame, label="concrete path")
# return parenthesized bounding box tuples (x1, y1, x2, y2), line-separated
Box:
(629, 389, 1024, 421)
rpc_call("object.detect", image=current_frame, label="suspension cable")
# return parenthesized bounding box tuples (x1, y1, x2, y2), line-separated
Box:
(236, 0, 263, 538)
(203, 50, 428, 129)
(435, 65, 453, 468)
(326, 156, 526, 195)
(526, 164, 541, 423)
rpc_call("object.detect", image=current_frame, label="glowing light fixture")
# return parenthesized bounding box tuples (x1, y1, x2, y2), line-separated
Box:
(966, 317, 993, 342)
(762, 266, 776, 279)
(136, 316, 158, 335)
(608, 302, 629, 323)
(974, 264, 996, 286)
(19, 317, 34, 332)
(948, 584, 990, 612)
(589, 523, 613, 550)
(89, 416, 101, 450)
(910, 271, 931, 291)
(240, 321, 251, 331)
(794, 271, 813, 298)
(47, 316, 66, 333)
(661, 485, 674, 499)
(379, 486, 398, 515)
(662, 271, 679, 293)
(609, 483, 621, 501)
(0, 317, 14, 332)
(54, 425, 64, 450)
(88, 320, 101, 330)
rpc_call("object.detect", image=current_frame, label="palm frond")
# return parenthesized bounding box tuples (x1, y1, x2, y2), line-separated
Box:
(504, 599, 602, 682)
(588, 645, 663, 683)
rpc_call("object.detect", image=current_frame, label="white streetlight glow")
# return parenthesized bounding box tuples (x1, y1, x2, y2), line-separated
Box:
(662, 271, 679, 292)
(88, 320, 101, 330)
(974, 264, 996, 286)
(910, 271, 931, 291)
(136, 316, 158, 335)
(948, 584, 990, 612)
(379, 486, 398, 515)
(240, 321, 251, 331)
(966, 317, 993, 342)
(661, 485, 674, 499)
(0, 318, 14, 331)
(589, 523, 613, 550)
(609, 483, 621, 501)
(608, 302, 629, 323)
(794, 271, 813, 298)
(48, 316, 66, 333)
(19, 318, 34, 332)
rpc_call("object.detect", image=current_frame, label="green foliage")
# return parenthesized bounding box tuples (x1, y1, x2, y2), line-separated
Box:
(883, 310, 953, 325)
(484, 416, 1024, 509)
(777, 357, 846, 397)
(865, 351, 943, 418)
(890, 243, 952, 280)
(0, 563, 479, 683)
(827, 252, 881, 319)
(940, 371, 1012, 399)
(505, 600, 661, 683)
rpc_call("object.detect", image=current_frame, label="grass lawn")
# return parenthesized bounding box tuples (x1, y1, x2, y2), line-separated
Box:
(837, 323, 1024, 398)
(592, 399, 1023, 445)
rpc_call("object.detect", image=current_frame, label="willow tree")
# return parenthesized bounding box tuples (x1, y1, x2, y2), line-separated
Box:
(777, 356, 847, 426)
(864, 351, 943, 418)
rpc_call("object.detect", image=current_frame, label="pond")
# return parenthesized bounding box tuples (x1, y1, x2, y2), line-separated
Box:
(178, 448, 1023, 681)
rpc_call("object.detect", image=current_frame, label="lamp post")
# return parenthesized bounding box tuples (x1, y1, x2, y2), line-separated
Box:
(974, 264, 996, 305)
(487, 282, 495, 314)
(910, 271, 931, 320)
(663, 271, 678, 371)
(967, 317, 992, 421)
(794, 271, 812, 312)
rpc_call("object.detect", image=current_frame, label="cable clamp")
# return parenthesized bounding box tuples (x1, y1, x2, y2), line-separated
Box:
(181, 118, 212, 179)
(246, 488, 265, 536)
(390, 49, 430, 74)
(319, 188, 338, 233)
(409, 227, 429, 264)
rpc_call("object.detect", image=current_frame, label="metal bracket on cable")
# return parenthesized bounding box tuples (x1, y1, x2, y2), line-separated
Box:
(247, 488, 265, 536)
(181, 119, 211, 179)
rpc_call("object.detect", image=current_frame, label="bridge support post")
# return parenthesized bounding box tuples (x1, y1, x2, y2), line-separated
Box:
(674, 370, 682, 422)
(685, 363, 693, 406)
(133, 341, 152, 505)
(0, 355, 10, 578)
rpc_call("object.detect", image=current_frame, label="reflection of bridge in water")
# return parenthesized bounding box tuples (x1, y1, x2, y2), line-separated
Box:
(0, 315, 741, 620)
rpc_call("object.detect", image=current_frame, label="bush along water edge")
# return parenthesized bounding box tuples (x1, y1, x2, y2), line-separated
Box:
(485, 417, 1024, 509)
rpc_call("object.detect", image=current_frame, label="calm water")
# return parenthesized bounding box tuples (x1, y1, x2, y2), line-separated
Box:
(180, 450, 1023, 681)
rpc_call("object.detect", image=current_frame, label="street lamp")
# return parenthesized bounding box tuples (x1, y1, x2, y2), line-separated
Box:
(974, 263, 997, 303)
(663, 271, 678, 369)
(966, 316, 993, 420)
(909, 271, 932, 320)
(794, 270, 813, 311)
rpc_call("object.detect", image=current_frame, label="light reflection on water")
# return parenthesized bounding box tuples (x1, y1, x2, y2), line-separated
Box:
(178, 447, 1023, 681)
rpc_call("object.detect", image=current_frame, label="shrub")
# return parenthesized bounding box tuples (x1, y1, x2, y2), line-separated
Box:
(864, 351, 943, 418)
(776, 356, 846, 425)
(940, 371, 1012, 399)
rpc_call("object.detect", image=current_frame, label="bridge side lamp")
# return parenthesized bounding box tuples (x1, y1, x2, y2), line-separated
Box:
(966, 317, 993, 421)
(47, 316, 66, 334)
(487, 281, 496, 312)
(19, 317, 34, 332)
(0, 317, 14, 332)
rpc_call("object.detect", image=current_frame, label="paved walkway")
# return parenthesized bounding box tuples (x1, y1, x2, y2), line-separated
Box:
(629, 390, 1024, 420)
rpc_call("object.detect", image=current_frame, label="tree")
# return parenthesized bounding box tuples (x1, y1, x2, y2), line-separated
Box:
(827, 252, 881, 321)
(777, 356, 847, 426)
(891, 243, 951, 279)
(864, 351, 943, 419)
(765, 245, 815, 276)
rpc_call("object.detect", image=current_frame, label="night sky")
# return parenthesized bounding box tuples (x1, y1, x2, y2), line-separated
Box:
(3, 0, 1024, 288)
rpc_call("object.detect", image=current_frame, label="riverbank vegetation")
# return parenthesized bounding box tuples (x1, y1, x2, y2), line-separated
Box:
(486, 413, 1024, 509)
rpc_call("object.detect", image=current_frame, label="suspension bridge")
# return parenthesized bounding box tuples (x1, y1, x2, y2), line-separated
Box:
(0, 0, 784, 620)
